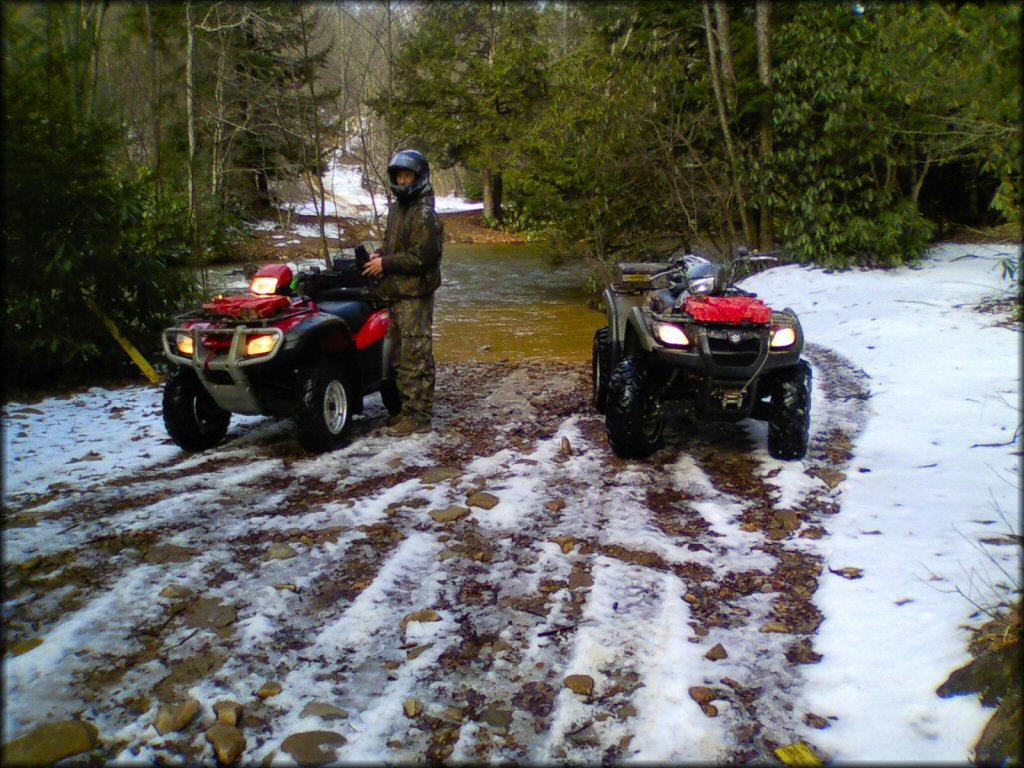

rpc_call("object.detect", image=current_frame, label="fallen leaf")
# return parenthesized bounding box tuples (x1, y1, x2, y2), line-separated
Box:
(401, 609, 441, 629)
(775, 741, 822, 766)
(403, 698, 423, 718)
(828, 566, 863, 580)
(564, 674, 594, 696)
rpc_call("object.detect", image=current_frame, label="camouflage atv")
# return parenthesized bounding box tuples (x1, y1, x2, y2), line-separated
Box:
(592, 253, 811, 459)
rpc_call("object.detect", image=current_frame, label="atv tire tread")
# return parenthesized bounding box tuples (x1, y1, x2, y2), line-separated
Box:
(592, 326, 612, 413)
(767, 360, 812, 460)
(605, 356, 664, 458)
(163, 367, 231, 451)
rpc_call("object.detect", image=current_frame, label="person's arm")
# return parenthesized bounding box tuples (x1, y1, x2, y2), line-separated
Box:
(363, 210, 396, 276)
(381, 207, 442, 276)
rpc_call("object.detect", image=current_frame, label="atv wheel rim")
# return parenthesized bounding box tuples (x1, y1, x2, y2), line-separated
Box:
(638, 390, 663, 440)
(194, 397, 223, 433)
(323, 380, 348, 434)
(641, 402, 663, 440)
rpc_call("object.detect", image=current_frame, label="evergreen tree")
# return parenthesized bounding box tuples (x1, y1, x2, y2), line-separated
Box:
(371, 1, 548, 222)
(2, 3, 195, 390)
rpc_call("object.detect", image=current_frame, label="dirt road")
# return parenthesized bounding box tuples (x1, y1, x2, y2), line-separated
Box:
(3, 345, 869, 764)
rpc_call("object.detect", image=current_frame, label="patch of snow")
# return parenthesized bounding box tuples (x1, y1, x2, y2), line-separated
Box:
(740, 243, 1020, 761)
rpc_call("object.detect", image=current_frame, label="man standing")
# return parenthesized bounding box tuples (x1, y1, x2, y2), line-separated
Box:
(362, 149, 443, 435)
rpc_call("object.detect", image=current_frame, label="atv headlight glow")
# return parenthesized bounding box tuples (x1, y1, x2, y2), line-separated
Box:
(688, 276, 716, 295)
(655, 323, 690, 347)
(245, 333, 279, 357)
(770, 327, 796, 349)
(176, 333, 194, 356)
(250, 276, 280, 295)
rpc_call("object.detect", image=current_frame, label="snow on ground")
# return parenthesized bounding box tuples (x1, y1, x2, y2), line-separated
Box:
(740, 243, 1021, 760)
(1, 242, 1020, 763)
(281, 155, 483, 222)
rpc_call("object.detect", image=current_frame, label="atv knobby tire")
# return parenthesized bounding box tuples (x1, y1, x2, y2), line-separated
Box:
(592, 326, 612, 413)
(163, 367, 231, 451)
(605, 356, 664, 458)
(767, 360, 812, 460)
(295, 362, 354, 452)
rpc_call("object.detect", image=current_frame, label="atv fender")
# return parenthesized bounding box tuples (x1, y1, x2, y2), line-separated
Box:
(627, 305, 657, 354)
(287, 315, 365, 413)
(605, 287, 648, 363)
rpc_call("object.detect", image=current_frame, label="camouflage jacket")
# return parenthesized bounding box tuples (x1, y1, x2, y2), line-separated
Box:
(378, 184, 443, 300)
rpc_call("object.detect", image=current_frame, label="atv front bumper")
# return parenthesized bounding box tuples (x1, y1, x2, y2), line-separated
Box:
(162, 325, 286, 414)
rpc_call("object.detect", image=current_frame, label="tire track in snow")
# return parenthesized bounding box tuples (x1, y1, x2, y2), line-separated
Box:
(2, 356, 871, 764)
(628, 342, 871, 761)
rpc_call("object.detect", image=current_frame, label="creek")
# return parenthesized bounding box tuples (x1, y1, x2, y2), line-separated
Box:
(208, 243, 605, 364)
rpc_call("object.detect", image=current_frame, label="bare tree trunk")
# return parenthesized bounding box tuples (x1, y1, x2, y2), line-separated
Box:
(385, 0, 394, 160)
(298, 6, 332, 266)
(482, 7, 503, 223)
(93, 3, 109, 115)
(481, 169, 504, 223)
(755, 0, 774, 249)
(145, 1, 162, 210)
(561, 0, 569, 56)
(713, 0, 737, 111)
(912, 151, 933, 204)
(209, 11, 229, 210)
(185, 2, 205, 293)
(703, 0, 752, 249)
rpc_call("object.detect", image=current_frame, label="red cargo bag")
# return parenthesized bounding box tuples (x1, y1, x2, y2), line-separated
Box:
(683, 295, 773, 324)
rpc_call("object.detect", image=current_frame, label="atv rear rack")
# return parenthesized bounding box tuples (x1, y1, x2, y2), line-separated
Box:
(612, 263, 679, 293)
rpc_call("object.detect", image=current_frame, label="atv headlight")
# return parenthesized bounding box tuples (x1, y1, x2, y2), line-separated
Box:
(176, 333, 194, 356)
(688, 276, 716, 295)
(655, 323, 690, 347)
(245, 333, 279, 357)
(250, 276, 280, 295)
(770, 327, 796, 349)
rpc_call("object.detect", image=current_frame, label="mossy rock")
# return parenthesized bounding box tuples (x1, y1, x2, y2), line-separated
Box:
(937, 642, 1020, 707)
(974, 689, 1022, 766)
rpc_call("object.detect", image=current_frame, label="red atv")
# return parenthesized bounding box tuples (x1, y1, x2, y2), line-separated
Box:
(161, 249, 399, 452)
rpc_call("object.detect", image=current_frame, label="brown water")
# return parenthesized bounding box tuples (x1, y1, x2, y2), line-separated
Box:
(434, 243, 604, 363)
(209, 243, 604, 363)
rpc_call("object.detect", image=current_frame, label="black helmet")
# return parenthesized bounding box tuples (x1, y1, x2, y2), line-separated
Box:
(387, 149, 430, 203)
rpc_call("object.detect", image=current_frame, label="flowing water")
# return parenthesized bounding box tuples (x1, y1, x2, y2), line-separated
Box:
(208, 243, 605, 364)
(434, 243, 604, 362)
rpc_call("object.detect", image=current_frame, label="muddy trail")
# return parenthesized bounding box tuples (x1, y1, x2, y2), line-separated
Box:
(3, 344, 870, 764)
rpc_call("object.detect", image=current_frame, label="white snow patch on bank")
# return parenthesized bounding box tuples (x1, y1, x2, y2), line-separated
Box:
(740, 243, 1020, 761)
(283, 156, 482, 222)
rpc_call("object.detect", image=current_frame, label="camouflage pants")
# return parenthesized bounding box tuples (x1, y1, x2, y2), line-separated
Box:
(388, 295, 435, 424)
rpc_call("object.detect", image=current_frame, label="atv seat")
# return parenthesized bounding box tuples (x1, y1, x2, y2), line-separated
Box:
(317, 299, 374, 334)
(312, 286, 375, 301)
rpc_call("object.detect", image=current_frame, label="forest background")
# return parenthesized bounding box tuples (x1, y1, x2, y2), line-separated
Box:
(2, 1, 1020, 390)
